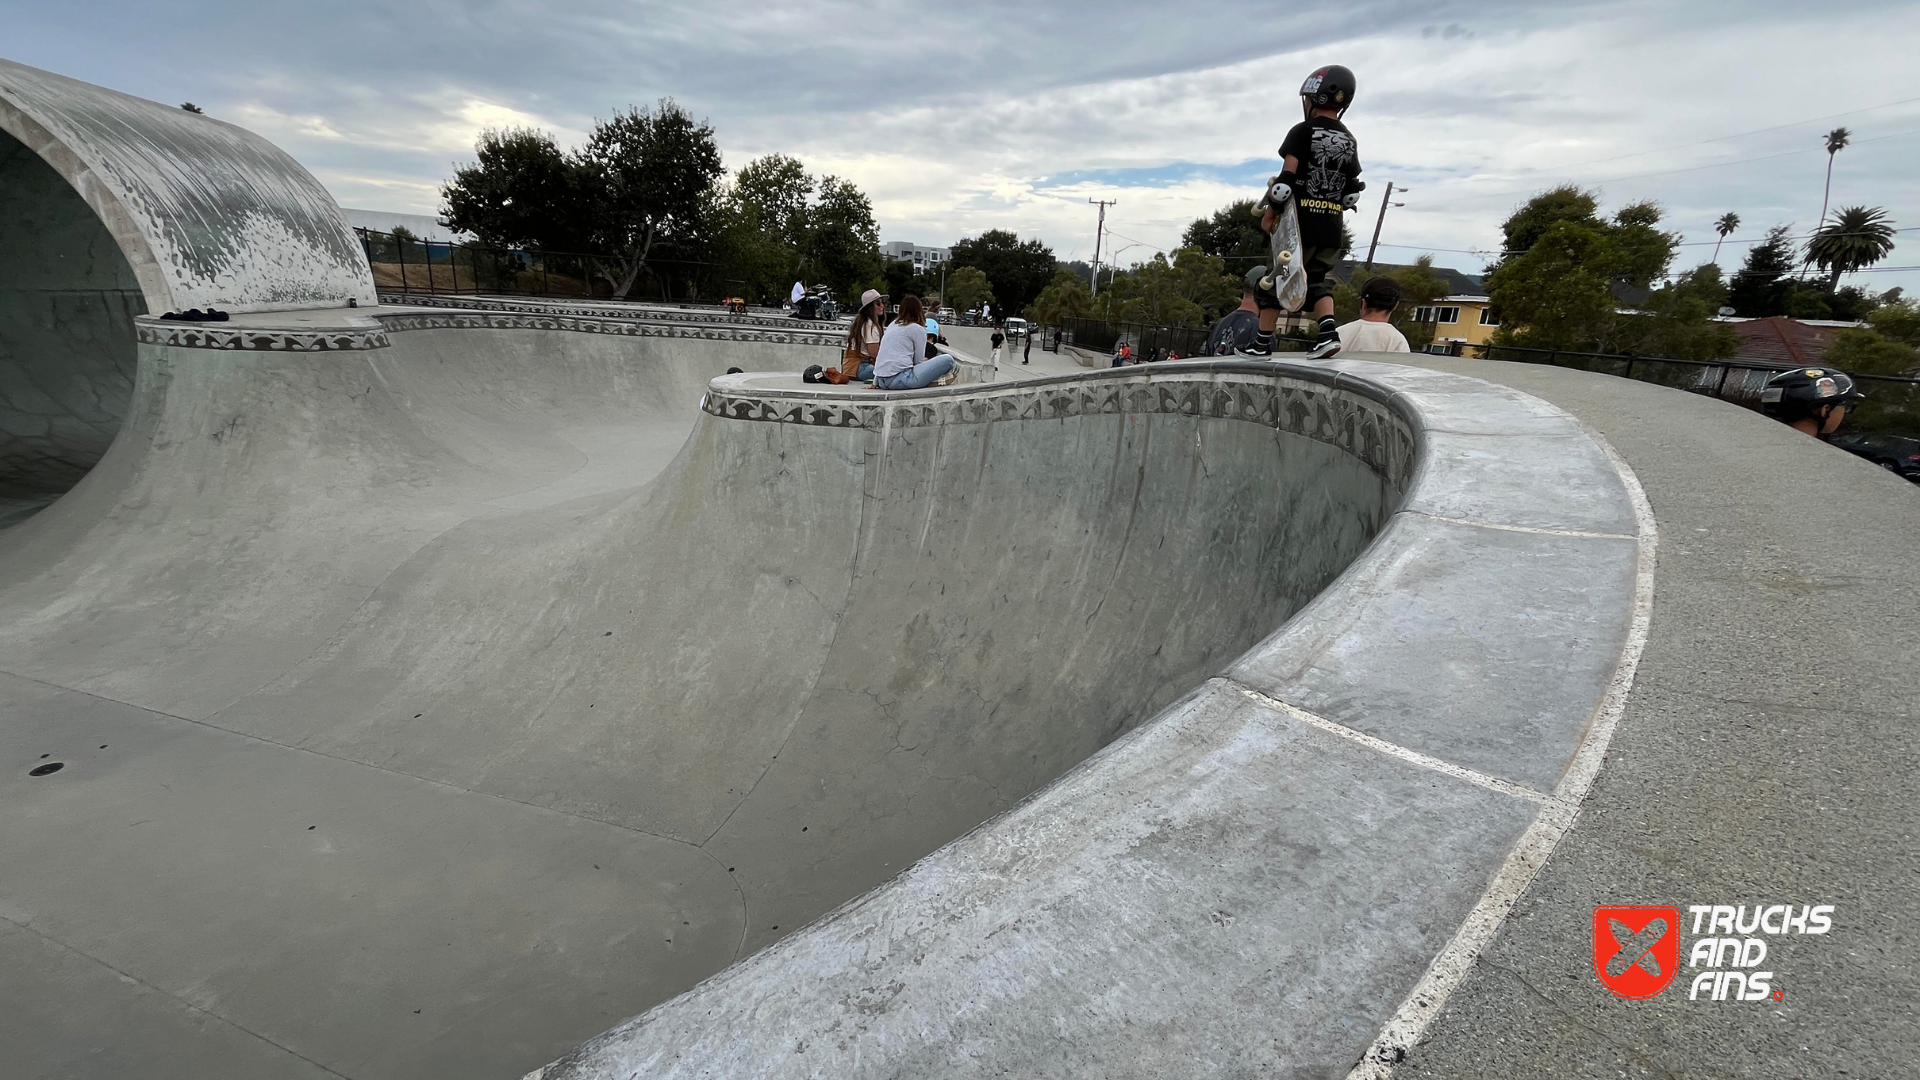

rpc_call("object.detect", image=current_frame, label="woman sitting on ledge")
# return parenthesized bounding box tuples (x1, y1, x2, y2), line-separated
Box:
(872, 294, 954, 390)
(842, 289, 887, 382)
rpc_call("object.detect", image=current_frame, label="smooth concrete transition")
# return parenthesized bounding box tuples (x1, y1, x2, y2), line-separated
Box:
(2, 295, 1467, 1078)
(0, 128, 143, 518)
(529, 359, 1647, 1080)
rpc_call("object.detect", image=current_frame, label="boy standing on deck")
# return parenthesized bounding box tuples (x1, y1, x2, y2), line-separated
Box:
(1244, 64, 1364, 360)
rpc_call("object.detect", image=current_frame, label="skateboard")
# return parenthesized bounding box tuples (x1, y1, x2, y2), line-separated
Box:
(1251, 180, 1308, 313)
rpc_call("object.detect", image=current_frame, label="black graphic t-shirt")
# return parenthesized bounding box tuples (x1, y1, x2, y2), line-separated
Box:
(1205, 308, 1260, 355)
(1278, 117, 1361, 248)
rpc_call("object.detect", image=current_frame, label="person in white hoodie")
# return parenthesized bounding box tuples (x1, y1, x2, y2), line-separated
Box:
(1335, 276, 1412, 353)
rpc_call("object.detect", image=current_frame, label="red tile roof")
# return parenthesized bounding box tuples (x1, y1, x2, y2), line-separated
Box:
(1732, 317, 1843, 365)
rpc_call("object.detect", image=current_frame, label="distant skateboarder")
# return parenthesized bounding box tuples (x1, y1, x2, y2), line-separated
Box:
(1246, 64, 1365, 359)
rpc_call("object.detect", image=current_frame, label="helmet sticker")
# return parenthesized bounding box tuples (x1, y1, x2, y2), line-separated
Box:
(1303, 73, 1324, 92)
(1760, 388, 1784, 403)
(1814, 377, 1838, 398)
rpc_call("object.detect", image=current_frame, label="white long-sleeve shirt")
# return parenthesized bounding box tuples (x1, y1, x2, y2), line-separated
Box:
(873, 321, 928, 379)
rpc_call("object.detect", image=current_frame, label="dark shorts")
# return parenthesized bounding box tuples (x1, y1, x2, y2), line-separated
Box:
(1252, 244, 1338, 311)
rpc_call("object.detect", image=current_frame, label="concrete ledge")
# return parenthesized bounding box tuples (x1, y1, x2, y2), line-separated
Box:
(528, 356, 1653, 1079)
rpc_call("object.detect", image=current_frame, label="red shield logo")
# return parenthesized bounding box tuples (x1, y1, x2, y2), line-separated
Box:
(1593, 906, 1680, 999)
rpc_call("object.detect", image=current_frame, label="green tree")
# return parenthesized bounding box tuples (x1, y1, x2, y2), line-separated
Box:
(441, 127, 591, 251)
(1182, 199, 1269, 267)
(1498, 184, 1603, 256)
(1619, 264, 1740, 360)
(1485, 219, 1618, 351)
(1825, 296, 1920, 378)
(802, 176, 883, 302)
(1485, 187, 1685, 351)
(942, 265, 994, 312)
(1819, 126, 1851, 228)
(949, 230, 1057, 312)
(581, 99, 724, 300)
(1727, 225, 1797, 317)
(1027, 267, 1093, 325)
(1805, 206, 1896, 293)
(1711, 212, 1740, 265)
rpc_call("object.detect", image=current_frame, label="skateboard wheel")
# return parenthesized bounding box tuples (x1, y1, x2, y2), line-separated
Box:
(1251, 205, 1265, 218)
(1276, 251, 1292, 265)
(1258, 276, 1275, 292)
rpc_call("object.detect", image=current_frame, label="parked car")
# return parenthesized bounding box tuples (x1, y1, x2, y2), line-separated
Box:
(1830, 432, 1920, 482)
(1004, 317, 1029, 339)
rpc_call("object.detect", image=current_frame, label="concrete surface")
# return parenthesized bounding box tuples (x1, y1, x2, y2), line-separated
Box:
(528, 358, 1646, 1080)
(1375, 357, 1920, 1080)
(0, 128, 142, 510)
(2, 303, 1409, 1078)
(0, 57, 376, 314)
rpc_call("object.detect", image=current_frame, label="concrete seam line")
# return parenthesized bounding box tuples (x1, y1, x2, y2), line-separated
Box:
(1344, 420, 1659, 1079)
(1229, 682, 1549, 804)
(1403, 508, 1636, 541)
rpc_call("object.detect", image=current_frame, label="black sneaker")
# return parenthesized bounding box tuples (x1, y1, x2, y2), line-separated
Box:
(1306, 333, 1341, 359)
(1236, 343, 1273, 358)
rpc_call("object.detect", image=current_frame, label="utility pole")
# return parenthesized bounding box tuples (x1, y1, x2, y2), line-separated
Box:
(1364, 183, 1405, 272)
(1088, 198, 1116, 297)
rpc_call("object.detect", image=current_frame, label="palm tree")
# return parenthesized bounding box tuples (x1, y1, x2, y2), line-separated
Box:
(1711, 212, 1740, 265)
(1819, 127, 1851, 228)
(1805, 206, 1895, 293)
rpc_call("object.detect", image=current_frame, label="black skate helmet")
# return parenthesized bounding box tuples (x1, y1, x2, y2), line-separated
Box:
(1300, 65, 1357, 114)
(1758, 367, 1863, 423)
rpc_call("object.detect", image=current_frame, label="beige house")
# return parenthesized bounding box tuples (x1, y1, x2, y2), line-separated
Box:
(1413, 294, 1499, 353)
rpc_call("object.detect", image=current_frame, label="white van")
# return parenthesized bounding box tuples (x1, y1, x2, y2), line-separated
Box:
(1004, 318, 1029, 339)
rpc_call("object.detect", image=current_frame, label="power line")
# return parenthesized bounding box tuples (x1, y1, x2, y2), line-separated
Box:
(1420, 94, 1920, 188)
(1412, 127, 1920, 210)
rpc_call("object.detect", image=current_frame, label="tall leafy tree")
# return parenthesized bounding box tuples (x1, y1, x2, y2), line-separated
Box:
(948, 230, 1057, 313)
(1805, 206, 1896, 293)
(942, 266, 993, 312)
(1711, 212, 1740, 265)
(1819, 126, 1851, 228)
(1727, 225, 1797, 317)
(1485, 189, 1681, 351)
(1182, 199, 1270, 267)
(1497, 184, 1603, 256)
(441, 128, 591, 251)
(803, 176, 882, 301)
(1027, 267, 1093, 325)
(707, 154, 816, 302)
(582, 99, 724, 300)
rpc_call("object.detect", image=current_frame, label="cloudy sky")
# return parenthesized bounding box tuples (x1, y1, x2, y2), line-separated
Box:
(10, 1, 1919, 291)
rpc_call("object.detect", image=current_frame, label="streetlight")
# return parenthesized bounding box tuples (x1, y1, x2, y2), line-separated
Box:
(1364, 184, 1408, 272)
(1104, 243, 1142, 292)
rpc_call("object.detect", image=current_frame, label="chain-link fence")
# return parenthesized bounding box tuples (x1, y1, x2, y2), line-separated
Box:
(1046, 316, 1315, 361)
(1474, 343, 1919, 439)
(357, 229, 723, 304)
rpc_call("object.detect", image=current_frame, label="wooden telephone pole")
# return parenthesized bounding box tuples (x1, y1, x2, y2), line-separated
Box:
(1088, 198, 1116, 297)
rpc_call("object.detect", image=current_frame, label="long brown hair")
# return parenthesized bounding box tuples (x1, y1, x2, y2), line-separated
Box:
(894, 294, 924, 326)
(847, 297, 886, 349)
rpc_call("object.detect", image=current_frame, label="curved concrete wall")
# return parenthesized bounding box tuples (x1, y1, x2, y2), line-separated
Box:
(0, 57, 375, 314)
(532, 359, 1648, 1080)
(0, 129, 143, 509)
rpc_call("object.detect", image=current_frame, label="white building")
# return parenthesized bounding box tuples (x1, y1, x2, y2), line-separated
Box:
(882, 241, 951, 275)
(342, 208, 473, 244)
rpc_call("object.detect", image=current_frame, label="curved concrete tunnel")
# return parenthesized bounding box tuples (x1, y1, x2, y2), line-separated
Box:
(0, 127, 145, 524)
(0, 55, 377, 527)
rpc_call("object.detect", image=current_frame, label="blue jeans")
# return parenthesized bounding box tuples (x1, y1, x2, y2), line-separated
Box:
(857, 361, 873, 382)
(874, 354, 954, 390)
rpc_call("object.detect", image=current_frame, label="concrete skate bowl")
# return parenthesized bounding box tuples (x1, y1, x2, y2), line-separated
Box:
(0, 56, 376, 528)
(4, 295, 1411, 1078)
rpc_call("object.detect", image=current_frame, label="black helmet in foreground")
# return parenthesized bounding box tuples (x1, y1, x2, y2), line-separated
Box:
(1300, 65, 1357, 112)
(1759, 367, 1864, 422)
